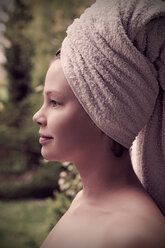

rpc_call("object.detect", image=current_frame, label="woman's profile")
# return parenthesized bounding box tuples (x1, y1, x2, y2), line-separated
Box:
(33, 0, 165, 247)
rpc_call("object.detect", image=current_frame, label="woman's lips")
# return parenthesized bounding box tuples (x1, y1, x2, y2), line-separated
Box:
(39, 134, 53, 144)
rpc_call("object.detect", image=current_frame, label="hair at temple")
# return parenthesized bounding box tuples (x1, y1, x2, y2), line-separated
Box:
(53, 49, 129, 158)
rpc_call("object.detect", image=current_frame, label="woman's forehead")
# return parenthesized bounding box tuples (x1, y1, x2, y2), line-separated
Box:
(44, 60, 76, 99)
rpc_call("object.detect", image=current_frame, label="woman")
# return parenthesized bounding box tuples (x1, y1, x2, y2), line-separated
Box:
(33, 0, 165, 247)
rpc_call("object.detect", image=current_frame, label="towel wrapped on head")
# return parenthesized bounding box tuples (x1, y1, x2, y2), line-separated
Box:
(61, 0, 165, 215)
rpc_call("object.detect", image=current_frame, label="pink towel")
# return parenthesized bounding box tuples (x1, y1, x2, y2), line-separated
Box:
(61, 0, 165, 215)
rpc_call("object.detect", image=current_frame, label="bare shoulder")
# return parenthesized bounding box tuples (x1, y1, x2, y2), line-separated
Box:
(104, 211, 165, 248)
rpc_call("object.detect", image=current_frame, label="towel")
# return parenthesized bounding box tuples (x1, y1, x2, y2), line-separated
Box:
(61, 0, 165, 215)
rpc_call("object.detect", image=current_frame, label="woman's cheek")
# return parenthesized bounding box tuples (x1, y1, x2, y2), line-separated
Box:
(48, 107, 78, 143)
(54, 107, 84, 150)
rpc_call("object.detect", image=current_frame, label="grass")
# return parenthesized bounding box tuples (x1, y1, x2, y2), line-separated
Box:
(0, 200, 50, 248)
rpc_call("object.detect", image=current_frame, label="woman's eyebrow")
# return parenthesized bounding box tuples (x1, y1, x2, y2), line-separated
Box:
(43, 91, 63, 97)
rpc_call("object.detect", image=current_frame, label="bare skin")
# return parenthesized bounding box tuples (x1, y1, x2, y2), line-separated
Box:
(33, 60, 165, 248)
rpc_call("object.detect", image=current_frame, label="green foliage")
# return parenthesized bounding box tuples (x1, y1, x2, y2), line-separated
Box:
(0, 0, 63, 199)
(4, 0, 33, 104)
(0, 103, 41, 174)
(0, 161, 61, 199)
(58, 163, 82, 197)
(0, 0, 95, 201)
(0, 200, 49, 248)
(0, 0, 37, 184)
(5, 38, 33, 103)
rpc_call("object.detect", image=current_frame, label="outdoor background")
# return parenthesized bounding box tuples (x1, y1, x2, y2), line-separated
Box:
(0, 0, 95, 247)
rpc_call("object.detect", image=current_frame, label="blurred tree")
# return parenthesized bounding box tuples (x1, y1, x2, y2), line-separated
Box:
(0, 0, 95, 199)
(4, 0, 33, 126)
(0, 0, 46, 196)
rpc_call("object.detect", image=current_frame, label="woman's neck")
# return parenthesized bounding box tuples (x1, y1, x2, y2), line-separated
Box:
(73, 141, 143, 202)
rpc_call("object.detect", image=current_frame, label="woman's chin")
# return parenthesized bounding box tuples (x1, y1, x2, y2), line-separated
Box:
(41, 148, 56, 161)
(41, 148, 64, 162)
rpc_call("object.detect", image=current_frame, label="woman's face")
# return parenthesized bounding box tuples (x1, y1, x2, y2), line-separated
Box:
(33, 59, 102, 162)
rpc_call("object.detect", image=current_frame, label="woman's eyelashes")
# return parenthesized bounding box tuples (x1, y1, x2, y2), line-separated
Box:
(49, 99, 61, 107)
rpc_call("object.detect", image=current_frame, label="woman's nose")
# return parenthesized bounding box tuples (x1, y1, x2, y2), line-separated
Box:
(33, 108, 47, 126)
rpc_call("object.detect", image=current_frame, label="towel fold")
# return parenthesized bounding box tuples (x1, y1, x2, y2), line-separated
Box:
(61, 0, 165, 215)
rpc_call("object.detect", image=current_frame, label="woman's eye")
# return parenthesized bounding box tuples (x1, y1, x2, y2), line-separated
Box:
(50, 100, 60, 107)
